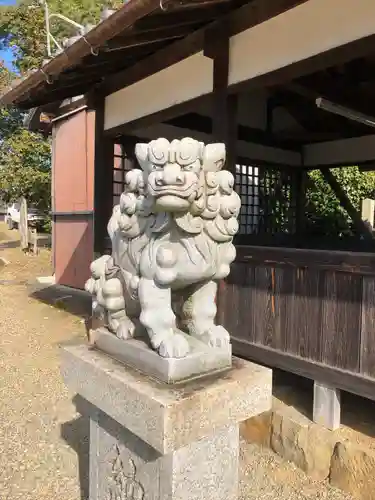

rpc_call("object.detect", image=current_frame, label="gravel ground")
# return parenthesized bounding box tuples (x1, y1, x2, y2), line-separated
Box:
(239, 441, 353, 500)
(0, 224, 353, 500)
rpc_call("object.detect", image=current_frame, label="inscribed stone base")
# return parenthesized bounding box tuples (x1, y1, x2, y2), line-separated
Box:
(90, 408, 239, 500)
(61, 344, 272, 500)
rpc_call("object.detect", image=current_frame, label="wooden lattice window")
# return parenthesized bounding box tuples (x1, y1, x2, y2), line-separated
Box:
(113, 144, 134, 205)
(235, 160, 299, 237)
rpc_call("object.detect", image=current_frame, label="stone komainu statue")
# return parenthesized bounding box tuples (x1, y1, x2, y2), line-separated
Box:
(85, 138, 241, 358)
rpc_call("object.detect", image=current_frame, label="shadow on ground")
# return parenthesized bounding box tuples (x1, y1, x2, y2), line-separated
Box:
(61, 395, 90, 500)
(0, 239, 20, 249)
(30, 284, 92, 318)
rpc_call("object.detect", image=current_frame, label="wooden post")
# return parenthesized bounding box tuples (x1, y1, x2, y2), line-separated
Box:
(204, 22, 238, 171)
(92, 93, 114, 254)
(321, 168, 373, 239)
(313, 381, 341, 430)
(361, 198, 375, 230)
(204, 22, 237, 324)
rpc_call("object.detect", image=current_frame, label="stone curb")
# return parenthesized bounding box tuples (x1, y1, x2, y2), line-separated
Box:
(241, 408, 375, 498)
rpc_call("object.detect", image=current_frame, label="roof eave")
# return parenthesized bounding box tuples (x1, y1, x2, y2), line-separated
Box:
(0, 0, 174, 107)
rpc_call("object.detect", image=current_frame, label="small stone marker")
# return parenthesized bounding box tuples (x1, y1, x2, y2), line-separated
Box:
(19, 197, 28, 251)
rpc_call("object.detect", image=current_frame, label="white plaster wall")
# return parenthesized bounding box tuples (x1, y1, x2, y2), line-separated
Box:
(134, 123, 302, 166)
(104, 52, 213, 130)
(229, 0, 375, 86)
(304, 135, 375, 166)
(104, 0, 375, 132)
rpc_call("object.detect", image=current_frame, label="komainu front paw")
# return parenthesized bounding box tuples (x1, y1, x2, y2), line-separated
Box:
(158, 333, 190, 359)
(115, 318, 136, 340)
(201, 325, 230, 348)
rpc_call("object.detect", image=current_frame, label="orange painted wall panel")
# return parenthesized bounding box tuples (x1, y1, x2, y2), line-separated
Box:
(54, 219, 94, 289)
(52, 108, 96, 289)
(86, 110, 96, 211)
(53, 110, 95, 213)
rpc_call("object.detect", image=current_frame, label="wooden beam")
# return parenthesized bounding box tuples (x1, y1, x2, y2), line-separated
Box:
(105, 25, 194, 51)
(161, 0, 233, 11)
(290, 76, 375, 119)
(320, 168, 373, 239)
(231, 338, 375, 403)
(304, 134, 375, 168)
(132, 4, 231, 31)
(166, 113, 300, 151)
(104, 96, 207, 137)
(103, 0, 309, 97)
(274, 87, 368, 137)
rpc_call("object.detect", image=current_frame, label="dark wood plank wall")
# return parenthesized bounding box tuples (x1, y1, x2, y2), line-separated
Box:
(220, 245, 375, 394)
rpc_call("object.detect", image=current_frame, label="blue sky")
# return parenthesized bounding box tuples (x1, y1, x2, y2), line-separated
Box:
(0, 0, 17, 70)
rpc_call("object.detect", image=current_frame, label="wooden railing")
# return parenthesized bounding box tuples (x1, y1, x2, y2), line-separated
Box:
(220, 245, 375, 399)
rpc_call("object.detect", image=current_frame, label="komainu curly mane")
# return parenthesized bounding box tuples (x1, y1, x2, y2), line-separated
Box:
(85, 137, 241, 359)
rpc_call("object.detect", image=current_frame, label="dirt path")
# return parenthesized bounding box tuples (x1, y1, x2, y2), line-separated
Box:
(0, 223, 353, 500)
(0, 224, 88, 500)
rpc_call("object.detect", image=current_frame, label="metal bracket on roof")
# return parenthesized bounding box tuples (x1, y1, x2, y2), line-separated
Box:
(160, 0, 168, 11)
(40, 69, 53, 85)
(33, 1, 85, 58)
(82, 36, 99, 57)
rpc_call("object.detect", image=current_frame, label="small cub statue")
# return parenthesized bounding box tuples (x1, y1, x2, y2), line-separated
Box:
(85, 138, 241, 358)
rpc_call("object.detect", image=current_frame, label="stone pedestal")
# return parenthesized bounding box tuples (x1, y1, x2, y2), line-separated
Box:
(61, 345, 272, 500)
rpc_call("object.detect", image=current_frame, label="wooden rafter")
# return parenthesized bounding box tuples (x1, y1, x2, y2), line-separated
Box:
(131, 4, 230, 31)
(159, 0, 234, 11)
(280, 84, 370, 136)
(105, 25, 197, 51)
(132, 1, 238, 30)
(295, 72, 375, 117)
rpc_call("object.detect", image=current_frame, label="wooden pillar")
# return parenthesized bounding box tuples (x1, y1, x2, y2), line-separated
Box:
(92, 93, 114, 254)
(321, 168, 373, 239)
(361, 198, 375, 229)
(204, 22, 238, 172)
(205, 23, 238, 326)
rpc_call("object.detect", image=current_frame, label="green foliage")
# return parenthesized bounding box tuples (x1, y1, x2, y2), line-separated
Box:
(306, 167, 375, 237)
(0, 0, 122, 73)
(0, 64, 23, 140)
(0, 128, 51, 211)
(0, 0, 121, 232)
(0, 63, 51, 214)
